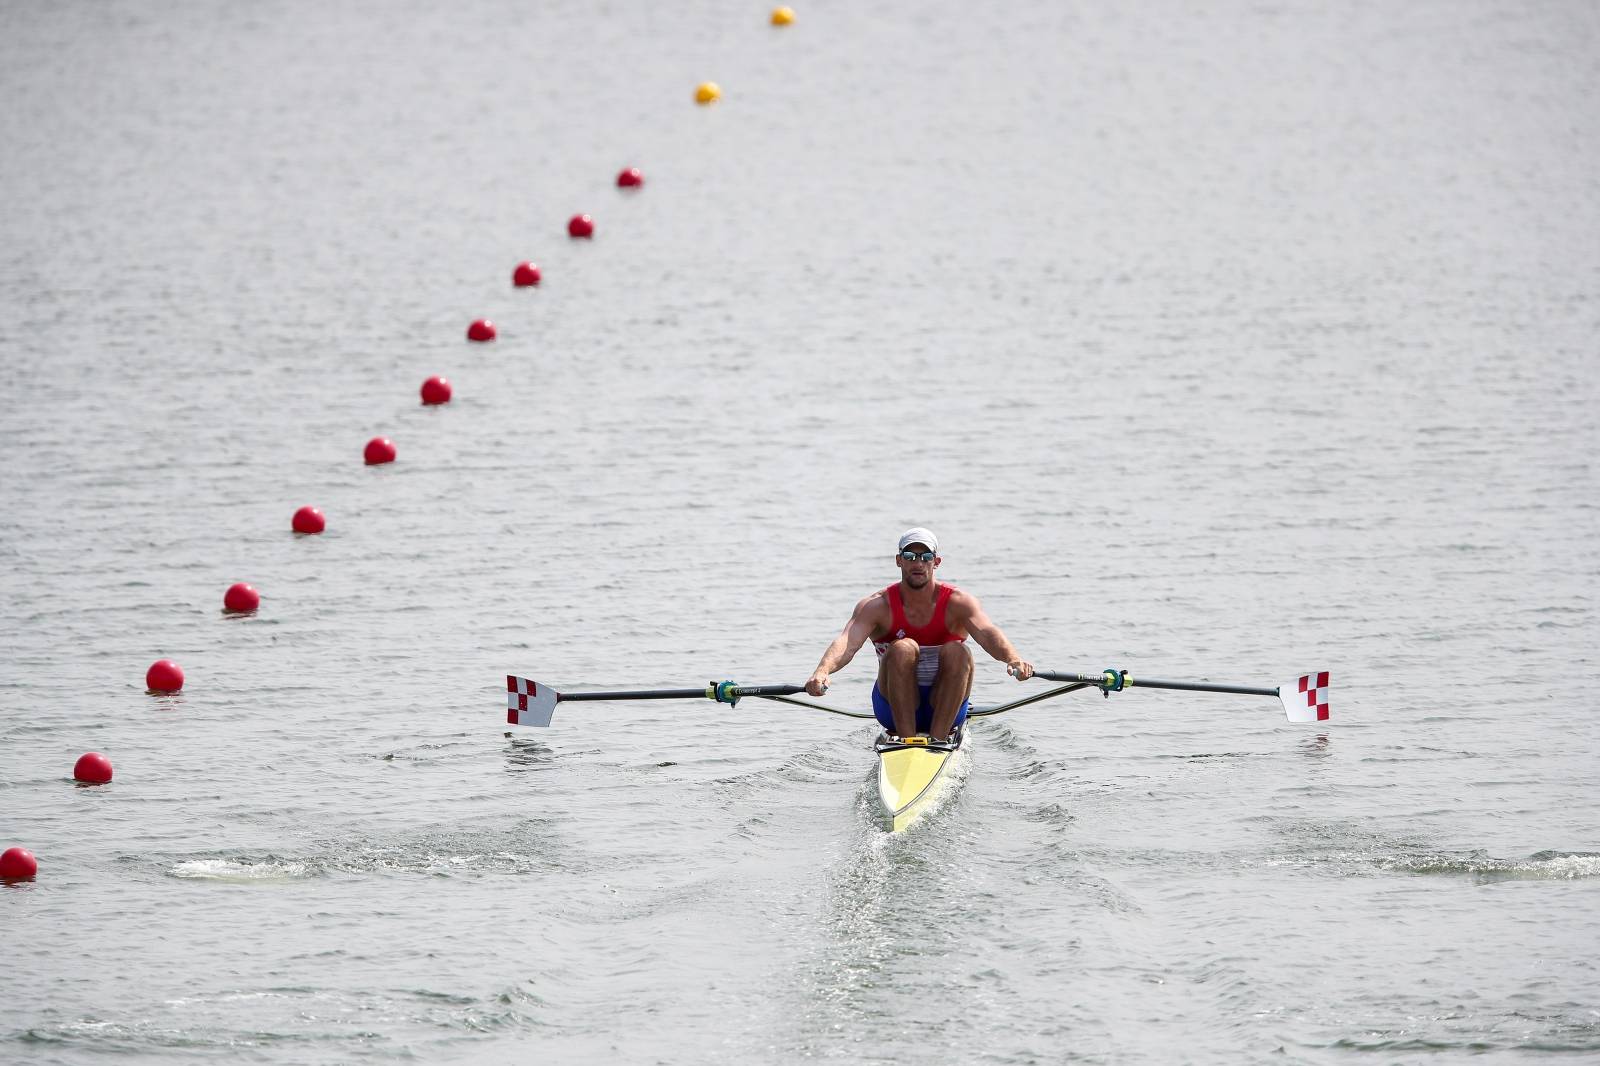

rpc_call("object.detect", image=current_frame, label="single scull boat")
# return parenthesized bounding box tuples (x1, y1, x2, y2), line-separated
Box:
(874, 728, 965, 832)
(502, 668, 1329, 833)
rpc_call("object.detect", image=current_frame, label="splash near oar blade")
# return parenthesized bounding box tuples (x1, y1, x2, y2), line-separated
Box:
(1281, 671, 1330, 723)
(506, 675, 558, 727)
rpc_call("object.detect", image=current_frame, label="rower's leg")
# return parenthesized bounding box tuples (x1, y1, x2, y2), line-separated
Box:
(877, 638, 920, 738)
(929, 642, 973, 741)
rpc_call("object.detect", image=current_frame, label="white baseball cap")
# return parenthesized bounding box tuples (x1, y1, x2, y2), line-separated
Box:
(897, 527, 939, 553)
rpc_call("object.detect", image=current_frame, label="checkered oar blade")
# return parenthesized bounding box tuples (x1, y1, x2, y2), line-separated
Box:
(506, 675, 559, 727)
(1280, 671, 1330, 723)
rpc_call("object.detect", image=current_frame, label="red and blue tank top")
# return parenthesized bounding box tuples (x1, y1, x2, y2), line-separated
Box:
(872, 583, 965, 684)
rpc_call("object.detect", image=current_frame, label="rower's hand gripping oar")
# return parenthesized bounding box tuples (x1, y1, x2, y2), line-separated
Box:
(505, 675, 812, 727)
(1020, 667, 1331, 722)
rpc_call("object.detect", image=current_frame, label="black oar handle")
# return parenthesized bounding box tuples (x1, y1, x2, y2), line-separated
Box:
(729, 684, 809, 698)
(1033, 670, 1278, 698)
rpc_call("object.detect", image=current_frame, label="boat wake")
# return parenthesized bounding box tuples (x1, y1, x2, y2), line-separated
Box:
(1260, 819, 1600, 882)
(158, 816, 579, 884)
(169, 857, 313, 883)
(1380, 849, 1600, 882)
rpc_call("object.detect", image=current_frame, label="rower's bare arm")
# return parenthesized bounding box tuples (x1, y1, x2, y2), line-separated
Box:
(952, 591, 1034, 680)
(807, 595, 884, 696)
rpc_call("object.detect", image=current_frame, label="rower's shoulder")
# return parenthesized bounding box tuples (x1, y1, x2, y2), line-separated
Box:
(942, 583, 979, 612)
(854, 587, 891, 616)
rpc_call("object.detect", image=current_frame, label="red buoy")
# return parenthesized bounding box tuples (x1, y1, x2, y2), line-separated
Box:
(421, 376, 452, 406)
(74, 752, 114, 784)
(512, 261, 541, 287)
(0, 847, 37, 881)
(467, 319, 497, 342)
(146, 659, 184, 693)
(568, 214, 595, 238)
(292, 505, 325, 535)
(223, 582, 260, 613)
(364, 437, 397, 465)
(617, 167, 644, 188)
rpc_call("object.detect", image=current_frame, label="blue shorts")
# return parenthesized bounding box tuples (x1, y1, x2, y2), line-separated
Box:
(871, 682, 970, 734)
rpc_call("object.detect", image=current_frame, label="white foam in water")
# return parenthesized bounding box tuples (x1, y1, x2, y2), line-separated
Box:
(1402, 851, 1600, 881)
(926, 738, 975, 821)
(169, 858, 310, 883)
(1530, 854, 1600, 880)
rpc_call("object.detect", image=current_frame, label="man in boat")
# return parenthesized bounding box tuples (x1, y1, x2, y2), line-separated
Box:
(805, 528, 1034, 741)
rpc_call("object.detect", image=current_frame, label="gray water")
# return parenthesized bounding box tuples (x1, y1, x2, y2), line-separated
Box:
(3, 1, 1598, 1062)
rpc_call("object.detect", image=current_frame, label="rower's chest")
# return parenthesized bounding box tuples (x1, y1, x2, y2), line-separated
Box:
(895, 598, 942, 630)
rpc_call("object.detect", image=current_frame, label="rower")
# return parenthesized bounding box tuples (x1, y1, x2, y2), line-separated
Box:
(806, 527, 1035, 741)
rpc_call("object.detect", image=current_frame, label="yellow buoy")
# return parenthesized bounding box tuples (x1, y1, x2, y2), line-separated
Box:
(694, 81, 722, 105)
(771, 6, 795, 25)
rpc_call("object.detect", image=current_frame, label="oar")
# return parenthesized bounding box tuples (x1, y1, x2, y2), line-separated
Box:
(967, 681, 1097, 717)
(1028, 668, 1331, 722)
(506, 675, 809, 727)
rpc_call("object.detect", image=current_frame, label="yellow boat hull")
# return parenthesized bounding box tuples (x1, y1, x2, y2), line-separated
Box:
(875, 729, 964, 832)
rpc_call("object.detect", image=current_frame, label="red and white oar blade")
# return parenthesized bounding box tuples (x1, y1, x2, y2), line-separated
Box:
(506, 675, 558, 727)
(1280, 671, 1330, 723)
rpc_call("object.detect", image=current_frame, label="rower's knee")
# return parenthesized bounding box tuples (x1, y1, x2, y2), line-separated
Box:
(884, 638, 919, 670)
(939, 642, 972, 674)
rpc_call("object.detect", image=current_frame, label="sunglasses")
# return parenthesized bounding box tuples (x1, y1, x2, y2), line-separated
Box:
(898, 550, 936, 562)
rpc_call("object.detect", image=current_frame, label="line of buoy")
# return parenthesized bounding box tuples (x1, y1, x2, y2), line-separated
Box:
(32, 8, 804, 889)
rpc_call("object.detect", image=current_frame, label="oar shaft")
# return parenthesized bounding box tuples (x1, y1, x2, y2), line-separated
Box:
(557, 688, 710, 702)
(555, 683, 808, 703)
(1033, 670, 1278, 698)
